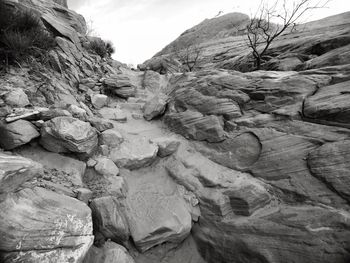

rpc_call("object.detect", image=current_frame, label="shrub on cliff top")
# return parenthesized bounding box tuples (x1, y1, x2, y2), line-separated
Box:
(88, 38, 115, 58)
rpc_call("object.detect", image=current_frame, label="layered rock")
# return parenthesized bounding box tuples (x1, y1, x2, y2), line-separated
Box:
(164, 111, 225, 142)
(104, 75, 137, 99)
(0, 187, 93, 262)
(40, 117, 98, 154)
(110, 136, 158, 170)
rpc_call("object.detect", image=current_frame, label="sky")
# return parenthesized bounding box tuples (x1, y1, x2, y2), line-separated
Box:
(67, 0, 349, 65)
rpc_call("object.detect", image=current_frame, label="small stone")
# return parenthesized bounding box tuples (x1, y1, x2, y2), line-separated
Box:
(4, 88, 30, 107)
(151, 137, 181, 157)
(100, 129, 124, 148)
(95, 157, 120, 177)
(91, 94, 108, 109)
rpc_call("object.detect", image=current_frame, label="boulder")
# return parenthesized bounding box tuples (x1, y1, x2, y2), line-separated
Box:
(90, 196, 130, 243)
(0, 120, 40, 150)
(39, 108, 72, 121)
(308, 140, 350, 202)
(83, 241, 135, 263)
(76, 188, 93, 204)
(150, 137, 181, 157)
(0, 153, 43, 199)
(123, 166, 192, 252)
(40, 117, 98, 154)
(3, 88, 30, 107)
(164, 111, 225, 143)
(98, 108, 128, 122)
(91, 94, 108, 109)
(104, 75, 137, 99)
(100, 129, 124, 148)
(95, 157, 120, 177)
(110, 137, 158, 170)
(143, 95, 168, 120)
(68, 104, 88, 120)
(0, 187, 93, 263)
(87, 117, 114, 132)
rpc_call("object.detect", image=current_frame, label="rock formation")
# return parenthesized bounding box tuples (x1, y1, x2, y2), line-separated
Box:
(0, 1, 350, 263)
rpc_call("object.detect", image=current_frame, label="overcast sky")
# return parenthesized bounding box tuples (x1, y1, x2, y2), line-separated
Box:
(67, 0, 349, 65)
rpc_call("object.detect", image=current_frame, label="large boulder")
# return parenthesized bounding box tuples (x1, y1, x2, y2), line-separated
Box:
(0, 187, 93, 263)
(104, 75, 137, 99)
(90, 196, 130, 243)
(40, 117, 98, 154)
(0, 153, 43, 200)
(3, 88, 30, 107)
(110, 137, 158, 170)
(143, 95, 168, 121)
(123, 165, 192, 252)
(0, 120, 40, 150)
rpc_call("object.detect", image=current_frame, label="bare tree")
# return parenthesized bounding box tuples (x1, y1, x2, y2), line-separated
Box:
(172, 43, 203, 72)
(246, 0, 329, 70)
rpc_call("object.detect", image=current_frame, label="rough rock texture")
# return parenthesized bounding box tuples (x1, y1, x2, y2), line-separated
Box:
(150, 137, 181, 157)
(98, 108, 128, 122)
(40, 117, 98, 154)
(104, 75, 137, 99)
(143, 95, 168, 120)
(110, 136, 158, 170)
(83, 241, 135, 263)
(0, 187, 93, 263)
(90, 196, 130, 243)
(0, 120, 40, 150)
(164, 111, 225, 142)
(304, 80, 350, 127)
(95, 157, 120, 177)
(122, 165, 192, 252)
(3, 88, 30, 107)
(0, 153, 43, 199)
(308, 140, 350, 202)
(91, 94, 108, 109)
(87, 117, 114, 132)
(100, 129, 124, 147)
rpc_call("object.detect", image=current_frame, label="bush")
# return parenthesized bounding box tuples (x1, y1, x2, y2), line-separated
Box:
(88, 38, 115, 58)
(0, 1, 56, 66)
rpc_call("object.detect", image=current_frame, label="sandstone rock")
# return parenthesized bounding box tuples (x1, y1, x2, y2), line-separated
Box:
(308, 140, 350, 202)
(95, 157, 120, 177)
(3, 88, 30, 107)
(40, 117, 98, 154)
(0, 120, 40, 150)
(0, 187, 93, 263)
(0, 153, 43, 199)
(90, 196, 130, 243)
(304, 80, 350, 127)
(110, 137, 158, 170)
(91, 94, 108, 109)
(104, 75, 137, 99)
(87, 117, 114, 132)
(98, 108, 128, 122)
(100, 129, 124, 148)
(150, 137, 181, 157)
(83, 241, 135, 263)
(164, 111, 225, 143)
(143, 95, 168, 120)
(123, 166, 192, 252)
